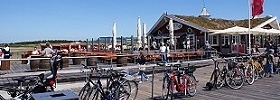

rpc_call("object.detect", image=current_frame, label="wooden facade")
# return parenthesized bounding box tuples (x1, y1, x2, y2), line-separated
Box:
(147, 14, 280, 53)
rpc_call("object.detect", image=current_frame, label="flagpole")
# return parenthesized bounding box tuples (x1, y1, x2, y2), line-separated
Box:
(248, 0, 251, 54)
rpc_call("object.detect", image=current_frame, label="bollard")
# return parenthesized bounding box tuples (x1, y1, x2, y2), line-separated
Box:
(151, 65, 155, 99)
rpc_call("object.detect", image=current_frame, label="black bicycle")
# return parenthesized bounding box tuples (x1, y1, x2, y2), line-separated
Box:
(206, 57, 245, 90)
(78, 64, 138, 100)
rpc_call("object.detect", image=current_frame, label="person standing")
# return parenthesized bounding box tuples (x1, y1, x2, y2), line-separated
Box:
(265, 49, 274, 78)
(41, 42, 56, 72)
(2, 44, 11, 59)
(186, 38, 191, 51)
(41, 42, 55, 57)
(205, 41, 212, 58)
(159, 42, 169, 63)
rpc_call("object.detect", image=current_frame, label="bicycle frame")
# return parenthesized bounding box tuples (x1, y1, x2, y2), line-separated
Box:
(79, 64, 136, 100)
(162, 62, 196, 97)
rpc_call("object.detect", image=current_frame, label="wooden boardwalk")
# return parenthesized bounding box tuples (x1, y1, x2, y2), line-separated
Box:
(1, 59, 280, 100)
(63, 63, 280, 100)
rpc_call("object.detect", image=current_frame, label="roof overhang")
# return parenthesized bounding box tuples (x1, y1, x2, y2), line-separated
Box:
(254, 16, 280, 29)
(147, 13, 209, 36)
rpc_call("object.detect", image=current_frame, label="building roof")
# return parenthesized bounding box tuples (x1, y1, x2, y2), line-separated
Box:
(174, 15, 271, 30)
(147, 13, 279, 36)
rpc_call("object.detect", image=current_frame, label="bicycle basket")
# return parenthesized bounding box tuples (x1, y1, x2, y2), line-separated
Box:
(227, 60, 237, 70)
(185, 65, 196, 73)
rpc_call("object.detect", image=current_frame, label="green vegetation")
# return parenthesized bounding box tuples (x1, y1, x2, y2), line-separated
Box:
(0, 40, 86, 47)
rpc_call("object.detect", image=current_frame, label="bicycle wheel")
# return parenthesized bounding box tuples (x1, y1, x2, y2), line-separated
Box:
(254, 67, 259, 80)
(245, 65, 255, 85)
(186, 74, 196, 97)
(79, 83, 97, 100)
(127, 81, 138, 100)
(116, 80, 138, 100)
(215, 62, 224, 89)
(162, 76, 172, 100)
(226, 68, 244, 90)
(91, 88, 102, 100)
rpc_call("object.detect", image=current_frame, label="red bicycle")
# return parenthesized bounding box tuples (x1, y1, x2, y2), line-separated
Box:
(158, 61, 197, 100)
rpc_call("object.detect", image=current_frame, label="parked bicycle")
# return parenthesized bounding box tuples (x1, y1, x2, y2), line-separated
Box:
(205, 57, 244, 90)
(205, 58, 224, 90)
(158, 61, 197, 100)
(78, 64, 138, 100)
(235, 56, 255, 85)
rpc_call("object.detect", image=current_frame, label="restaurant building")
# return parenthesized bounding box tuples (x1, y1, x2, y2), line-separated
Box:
(147, 13, 280, 53)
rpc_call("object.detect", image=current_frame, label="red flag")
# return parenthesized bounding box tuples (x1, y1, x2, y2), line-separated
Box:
(252, 0, 264, 17)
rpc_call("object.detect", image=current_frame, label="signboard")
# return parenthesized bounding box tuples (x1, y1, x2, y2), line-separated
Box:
(166, 22, 182, 31)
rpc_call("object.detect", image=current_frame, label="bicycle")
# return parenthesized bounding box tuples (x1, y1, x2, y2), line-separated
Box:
(246, 55, 265, 80)
(205, 58, 224, 91)
(225, 58, 245, 90)
(236, 55, 255, 85)
(158, 61, 197, 100)
(206, 57, 244, 90)
(78, 64, 138, 100)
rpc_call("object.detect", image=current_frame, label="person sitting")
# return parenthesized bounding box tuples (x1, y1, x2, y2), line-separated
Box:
(137, 52, 146, 65)
(27, 47, 40, 65)
(138, 67, 148, 84)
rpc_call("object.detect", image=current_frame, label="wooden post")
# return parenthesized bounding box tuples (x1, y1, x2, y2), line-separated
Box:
(131, 35, 134, 51)
(121, 36, 123, 53)
(86, 39, 89, 52)
(147, 36, 150, 53)
(97, 38, 100, 51)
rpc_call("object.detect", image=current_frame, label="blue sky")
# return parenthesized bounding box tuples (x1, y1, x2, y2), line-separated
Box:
(0, 0, 279, 43)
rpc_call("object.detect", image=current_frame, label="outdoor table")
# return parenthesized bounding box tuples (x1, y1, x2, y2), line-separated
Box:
(0, 59, 10, 70)
(86, 54, 98, 66)
(71, 52, 81, 65)
(116, 54, 129, 67)
(39, 56, 51, 71)
(30, 55, 41, 71)
(60, 53, 69, 68)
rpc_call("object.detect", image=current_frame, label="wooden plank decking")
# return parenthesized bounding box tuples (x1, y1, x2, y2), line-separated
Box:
(1, 59, 280, 100)
(62, 63, 280, 100)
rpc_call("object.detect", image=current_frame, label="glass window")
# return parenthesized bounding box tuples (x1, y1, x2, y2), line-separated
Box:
(232, 35, 240, 44)
(209, 35, 218, 45)
(221, 35, 229, 46)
